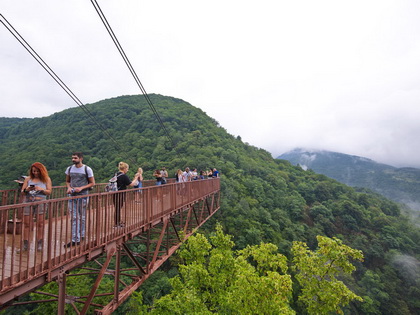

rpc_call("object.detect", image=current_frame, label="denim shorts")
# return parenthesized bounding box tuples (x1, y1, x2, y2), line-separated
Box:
(23, 203, 46, 216)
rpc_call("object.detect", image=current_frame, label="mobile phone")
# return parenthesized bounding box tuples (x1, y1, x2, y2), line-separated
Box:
(30, 184, 35, 187)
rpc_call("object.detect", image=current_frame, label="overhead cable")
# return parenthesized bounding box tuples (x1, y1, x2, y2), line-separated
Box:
(90, 0, 176, 148)
(0, 14, 138, 166)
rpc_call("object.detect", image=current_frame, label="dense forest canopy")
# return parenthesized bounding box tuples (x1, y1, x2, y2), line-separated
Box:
(1, 94, 419, 314)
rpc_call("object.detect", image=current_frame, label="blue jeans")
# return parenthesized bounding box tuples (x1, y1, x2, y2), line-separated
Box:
(135, 181, 143, 188)
(68, 196, 88, 242)
(136, 181, 143, 192)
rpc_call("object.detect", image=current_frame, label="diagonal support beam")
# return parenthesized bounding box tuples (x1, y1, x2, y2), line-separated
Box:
(80, 247, 116, 315)
(122, 243, 146, 275)
(183, 205, 193, 235)
(150, 219, 168, 270)
(170, 217, 181, 242)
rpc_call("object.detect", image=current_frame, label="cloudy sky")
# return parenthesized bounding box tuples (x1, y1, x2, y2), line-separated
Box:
(2, 1, 420, 168)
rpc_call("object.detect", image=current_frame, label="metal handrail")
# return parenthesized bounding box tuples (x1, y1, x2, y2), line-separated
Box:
(0, 179, 176, 206)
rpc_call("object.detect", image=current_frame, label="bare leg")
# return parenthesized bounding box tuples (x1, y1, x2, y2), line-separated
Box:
(36, 213, 45, 250)
(20, 215, 31, 251)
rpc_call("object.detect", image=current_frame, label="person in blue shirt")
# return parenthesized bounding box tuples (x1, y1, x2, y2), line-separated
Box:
(212, 168, 220, 178)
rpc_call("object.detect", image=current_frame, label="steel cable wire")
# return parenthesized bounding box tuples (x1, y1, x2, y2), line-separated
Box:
(90, 0, 176, 149)
(0, 14, 138, 166)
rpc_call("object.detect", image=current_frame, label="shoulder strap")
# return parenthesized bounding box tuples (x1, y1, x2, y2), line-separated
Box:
(84, 165, 88, 181)
(67, 165, 90, 183)
(110, 172, 123, 181)
(115, 172, 124, 190)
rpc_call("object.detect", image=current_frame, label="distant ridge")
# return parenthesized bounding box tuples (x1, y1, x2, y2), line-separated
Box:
(278, 148, 420, 211)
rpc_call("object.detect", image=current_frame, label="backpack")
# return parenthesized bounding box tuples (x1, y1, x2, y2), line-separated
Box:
(105, 173, 123, 192)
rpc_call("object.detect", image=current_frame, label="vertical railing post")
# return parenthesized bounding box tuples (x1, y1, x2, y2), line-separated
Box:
(57, 273, 66, 315)
(96, 192, 102, 247)
(171, 183, 175, 216)
(146, 189, 150, 224)
(47, 200, 53, 274)
(1, 208, 7, 290)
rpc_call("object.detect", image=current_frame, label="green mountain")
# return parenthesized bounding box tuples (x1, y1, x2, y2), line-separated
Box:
(1, 95, 419, 314)
(278, 148, 420, 212)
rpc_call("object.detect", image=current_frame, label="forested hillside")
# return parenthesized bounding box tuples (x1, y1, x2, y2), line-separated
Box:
(1, 95, 419, 314)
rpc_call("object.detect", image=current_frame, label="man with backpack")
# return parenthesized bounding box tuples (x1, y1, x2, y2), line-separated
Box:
(161, 167, 168, 184)
(65, 152, 95, 247)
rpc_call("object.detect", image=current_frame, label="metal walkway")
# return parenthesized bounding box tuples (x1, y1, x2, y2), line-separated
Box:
(0, 179, 220, 314)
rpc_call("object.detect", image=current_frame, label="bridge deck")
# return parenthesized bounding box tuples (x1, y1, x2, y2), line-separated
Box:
(0, 179, 220, 312)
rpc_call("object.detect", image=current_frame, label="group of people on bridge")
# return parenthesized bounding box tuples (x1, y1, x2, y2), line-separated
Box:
(16, 152, 219, 253)
(174, 167, 219, 183)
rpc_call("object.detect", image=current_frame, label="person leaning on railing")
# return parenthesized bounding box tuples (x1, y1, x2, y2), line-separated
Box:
(20, 162, 52, 252)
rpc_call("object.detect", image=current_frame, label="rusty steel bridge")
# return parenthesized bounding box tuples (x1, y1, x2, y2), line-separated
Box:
(0, 178, 221, 314)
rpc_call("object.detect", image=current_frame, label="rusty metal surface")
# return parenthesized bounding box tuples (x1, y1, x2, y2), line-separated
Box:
(0, 179, 176, 207)
(0, 178, 220, 312)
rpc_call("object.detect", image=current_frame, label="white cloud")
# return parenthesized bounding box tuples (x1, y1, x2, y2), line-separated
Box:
(1, 0, 420, 167)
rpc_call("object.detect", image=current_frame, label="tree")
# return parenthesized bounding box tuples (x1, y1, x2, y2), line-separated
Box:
(150, 224, 294, 314)
(292, 236, 364, 314)
(146, 225, 363, 315)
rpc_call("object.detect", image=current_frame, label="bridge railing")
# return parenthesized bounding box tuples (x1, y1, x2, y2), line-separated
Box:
(0, 178, 220, 294)
(0, 179, 176, 207)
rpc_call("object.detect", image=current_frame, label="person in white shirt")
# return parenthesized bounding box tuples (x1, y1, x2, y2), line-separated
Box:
(160, 167, 168, 184)
(182, 167, 193, 182)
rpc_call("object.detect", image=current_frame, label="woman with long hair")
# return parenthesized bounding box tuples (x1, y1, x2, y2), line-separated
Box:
(175, 169, 183, 183)
(20, 162, 52, 251)
(153, 169, 163, 185)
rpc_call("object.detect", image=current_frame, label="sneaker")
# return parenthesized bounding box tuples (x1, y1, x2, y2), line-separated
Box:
(65, 241, 80, 248)
(17, 240, 29, 253)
